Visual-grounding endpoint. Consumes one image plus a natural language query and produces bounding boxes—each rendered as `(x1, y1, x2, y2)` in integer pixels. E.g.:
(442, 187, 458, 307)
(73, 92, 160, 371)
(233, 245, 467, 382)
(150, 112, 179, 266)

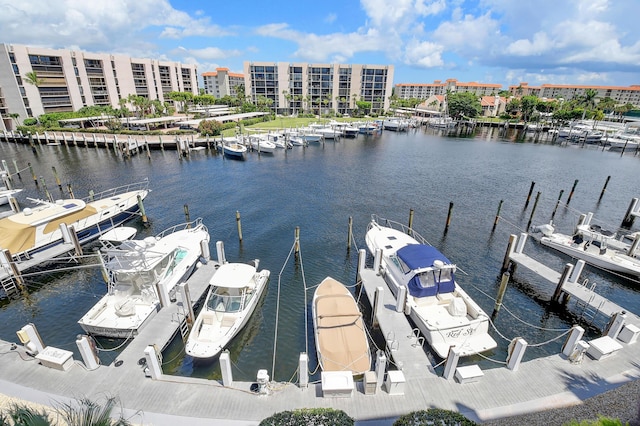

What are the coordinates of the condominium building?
(509, 82, 640, 105)
(243, 61, 394, 115)
(202, 67, 245, 99)
(395, 79, 503, 100)
(0, 43, 198, 131)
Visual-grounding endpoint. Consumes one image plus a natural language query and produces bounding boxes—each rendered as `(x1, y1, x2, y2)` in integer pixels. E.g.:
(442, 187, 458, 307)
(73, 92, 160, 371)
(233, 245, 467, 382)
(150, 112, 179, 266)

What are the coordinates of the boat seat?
(437, 292, 455, 304)
(221, 314, 237, 328)
(202, 312, 216, 326)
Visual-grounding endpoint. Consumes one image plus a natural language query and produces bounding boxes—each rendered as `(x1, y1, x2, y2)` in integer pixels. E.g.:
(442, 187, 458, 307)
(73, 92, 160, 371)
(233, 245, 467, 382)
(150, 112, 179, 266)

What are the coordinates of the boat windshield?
(161, 248, 188, 280)
(207, 288, 245, 313)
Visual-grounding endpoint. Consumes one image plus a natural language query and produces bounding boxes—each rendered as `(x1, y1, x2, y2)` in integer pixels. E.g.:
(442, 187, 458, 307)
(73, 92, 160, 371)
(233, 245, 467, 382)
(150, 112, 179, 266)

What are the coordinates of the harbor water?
(1, 126, 639, 383)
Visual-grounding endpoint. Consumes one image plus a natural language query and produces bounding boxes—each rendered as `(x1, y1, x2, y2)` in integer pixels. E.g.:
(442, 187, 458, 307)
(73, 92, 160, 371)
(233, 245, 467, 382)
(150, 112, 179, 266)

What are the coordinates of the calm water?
(1, 127, 639, 382)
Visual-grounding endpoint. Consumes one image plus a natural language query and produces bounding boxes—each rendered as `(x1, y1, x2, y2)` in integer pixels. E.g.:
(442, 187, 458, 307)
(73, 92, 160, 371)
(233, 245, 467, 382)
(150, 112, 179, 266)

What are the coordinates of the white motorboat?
(185, 260, 270, 359)
(78, 219, 210, 338)
(365, 215, 497, 358)
(358, 122, 378, 135)
(332, 122, 359, 138)
(532, 218, 640, 278)
(316, 127, 342, 140)
(0, 180, 149, 262)
(312, 276, 371, 375)
(223, 142, 247, 159)
(248, 135, 276, 153)
(382, 118, 408, 131)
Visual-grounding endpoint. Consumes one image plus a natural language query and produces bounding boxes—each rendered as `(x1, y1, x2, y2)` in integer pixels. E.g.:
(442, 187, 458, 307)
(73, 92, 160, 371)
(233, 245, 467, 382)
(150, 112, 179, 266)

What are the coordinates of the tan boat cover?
(0, 205, 97, 254)
(314, 277, 371, 375)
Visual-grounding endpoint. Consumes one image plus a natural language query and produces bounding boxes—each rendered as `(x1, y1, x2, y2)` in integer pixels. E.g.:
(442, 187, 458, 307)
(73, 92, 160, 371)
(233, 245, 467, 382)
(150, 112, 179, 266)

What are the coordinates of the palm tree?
(24, 71, 43, 87)
(8, 112, 20, 130)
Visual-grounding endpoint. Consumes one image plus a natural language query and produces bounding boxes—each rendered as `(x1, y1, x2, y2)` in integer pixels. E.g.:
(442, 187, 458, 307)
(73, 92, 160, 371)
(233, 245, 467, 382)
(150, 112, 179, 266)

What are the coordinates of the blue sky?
(3, 0, 640, 89)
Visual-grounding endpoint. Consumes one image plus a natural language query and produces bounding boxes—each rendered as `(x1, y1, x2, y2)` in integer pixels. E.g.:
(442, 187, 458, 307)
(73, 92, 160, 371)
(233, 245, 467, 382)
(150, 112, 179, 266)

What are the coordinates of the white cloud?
(506, 32, 553, 56)
(404, 39, 444, 67)
(173, 46, 242, 61)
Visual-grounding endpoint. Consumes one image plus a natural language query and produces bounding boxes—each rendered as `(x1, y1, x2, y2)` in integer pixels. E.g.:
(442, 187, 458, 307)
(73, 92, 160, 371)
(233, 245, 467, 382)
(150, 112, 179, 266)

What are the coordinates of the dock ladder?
(1, 276, 19, 297)
(575, 280, 605, 327)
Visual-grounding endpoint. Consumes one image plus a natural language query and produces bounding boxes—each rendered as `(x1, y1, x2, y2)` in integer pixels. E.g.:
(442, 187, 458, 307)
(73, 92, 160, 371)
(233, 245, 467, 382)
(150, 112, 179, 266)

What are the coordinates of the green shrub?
(393, 409, 477, 426)
(564, 416, 628, 426)
(260, 408, 353, 426)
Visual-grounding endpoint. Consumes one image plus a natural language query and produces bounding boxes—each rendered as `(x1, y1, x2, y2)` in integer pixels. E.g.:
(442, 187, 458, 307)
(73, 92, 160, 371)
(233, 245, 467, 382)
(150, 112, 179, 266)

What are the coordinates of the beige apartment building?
(0, 43, 198, 131)
(395, 79, 503, 100)
(243, 61, 394, 115)
(508, 82, 640, 105)
(202, 67, 245, 99)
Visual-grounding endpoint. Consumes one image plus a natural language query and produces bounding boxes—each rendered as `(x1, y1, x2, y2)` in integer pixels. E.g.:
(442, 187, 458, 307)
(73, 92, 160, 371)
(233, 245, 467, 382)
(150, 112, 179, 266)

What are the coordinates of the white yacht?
(78, 219, 210, 338)
(365, 215, 497, 358)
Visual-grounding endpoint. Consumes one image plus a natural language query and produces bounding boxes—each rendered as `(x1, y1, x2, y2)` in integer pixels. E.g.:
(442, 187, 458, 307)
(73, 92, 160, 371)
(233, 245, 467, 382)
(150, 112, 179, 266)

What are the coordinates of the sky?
(2, 0, 640, 89)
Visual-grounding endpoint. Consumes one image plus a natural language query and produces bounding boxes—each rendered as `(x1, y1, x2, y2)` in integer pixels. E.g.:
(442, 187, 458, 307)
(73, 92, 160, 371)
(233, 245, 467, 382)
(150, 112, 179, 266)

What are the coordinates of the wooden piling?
(552, 263, 573, 303)
(408, 208, 414, 233)
(347, 216, 353, 250)
(67, 183, 75, 199)
(236, 210, 243, 242)
(294, 226, 300, 256)
(566, 179, 579, 206)
(89, 190, 94, 201)
(184, 204, 191, 226)
(492, 272, 510, 318)
(526, 191, 541, 231)
(137, 194, 148, 226)
(27, 163, 38, 186)
(12, 160, 20, 179)
(52, 166, 62, 190)
(444, 202, 453, 233)
(551, 190, 564, 220)
(622, 198, 638, 228)
(599, 177, 609, 198)
(502, 234, 518, 272)
(492, 200, 503, 231)
(524, 181, 535, 209)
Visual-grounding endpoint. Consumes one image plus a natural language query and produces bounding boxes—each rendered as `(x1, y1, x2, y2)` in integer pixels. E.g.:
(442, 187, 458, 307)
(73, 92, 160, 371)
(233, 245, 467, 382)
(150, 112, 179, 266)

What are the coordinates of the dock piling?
(408, 208, 414, 233)
(566, 179, 579, 206)
(492, 200, 503, 231)
(444, 202, 454, 233)
(184, 204, 191, 227)
(524, 181, 535, 209)
(178, 283, 194, 325)
(621, 198, 639, 228)
(526, 192, 541, 231)
(143, 345, 163, 380)
(52, 166, 62, 190)
(443, 346, 461, 380)
(347, 216, 353, 250)
(599, 176, 611, 202)
(372, 286, 384, 327)
(506, 338, 528, 371)
(551, 190, 564, 220)
(561, 326, 585, 356)
(216, 241, 226, 264)
(553, 263, 573, 303)
(492, 272, 510, 319)
(28, 163, 37, 186)
(136, 194, 148, 226)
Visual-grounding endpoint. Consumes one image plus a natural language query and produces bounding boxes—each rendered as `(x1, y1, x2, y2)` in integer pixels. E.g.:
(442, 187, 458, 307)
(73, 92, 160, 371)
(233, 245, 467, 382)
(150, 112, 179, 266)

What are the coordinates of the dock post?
(135, 195, 148, 227)
(89, 190, 95, 201)
(75, 335, 100, 370)
(502, 234, 518, 272)
(8, 196, 20, 213)
(515, 232, 528, 254)
(28, 163, 37, 186)
(12, 160, 20, 179)
(561, 325, 585, 356)
(236, 211, 243, 242)
(294, 226, 300, 256)
(568, 260, 585, 284)
(444, 202, 454, 233)
(357, 249, 366, 282)
(628, 234, 640, 257)
(599, 176, 611, 201)
(396, 286, 407, 313)
(492, 200, 503, 231)
(200, 239, 210, 262)
(216, 241, 226, 264)
(347, 216, 353, 250)
(67, 183, 74, 199)
(622, 198, 639, 228)
(155, 280, 170, 308)
(492, 272, 510, 319)
(375, 350, 386, 391)
(67, 225, 83, 256)
(178, 282, 194, 324)
(16, 323, 45, 355)
(566, 179, 579, 206)
(605, 312, 627, 339)
(143, 345, 163, 380)
(408, 208, 414, 233)
(40, 177, 53, 203)
(507, 338, 528, 371)
(299, 353, 309, 388)
(551, 190, 564, 220)
(52, 166, 62, 190)
(372, 286, 384, 328)
(184, 204, 191, 227)
(524, 181, 535, 209)
(442, 346, 461, 381)
(220, 350, 233, 386)
(373, 248, 382, 274)
(526, 191, 541, 231)
(553, 263, 573, 303)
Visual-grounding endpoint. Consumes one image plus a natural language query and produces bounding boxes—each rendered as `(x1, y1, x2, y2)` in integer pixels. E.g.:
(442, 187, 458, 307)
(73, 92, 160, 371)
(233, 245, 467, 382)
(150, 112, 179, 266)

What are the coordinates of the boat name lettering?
(446, 328, 475, 339)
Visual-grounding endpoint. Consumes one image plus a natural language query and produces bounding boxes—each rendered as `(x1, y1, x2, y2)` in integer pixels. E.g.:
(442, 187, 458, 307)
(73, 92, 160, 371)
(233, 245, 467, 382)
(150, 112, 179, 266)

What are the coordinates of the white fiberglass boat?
(222, 142, 247, 159)
(0, 188, 22, 205)
(532, 218, 640, 278)
(312, 276, 371, 375)
(185, 260, 270, 359)
(365, 215, 497, 358)
(78, 219, 210, 338)
(248, 135, 276, 153)
(0, 180, 149, 261)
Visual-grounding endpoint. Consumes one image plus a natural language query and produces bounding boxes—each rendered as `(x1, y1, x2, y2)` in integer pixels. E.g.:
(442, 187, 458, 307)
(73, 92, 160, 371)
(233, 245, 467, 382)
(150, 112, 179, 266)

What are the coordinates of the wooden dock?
(1, 262, 640, 424)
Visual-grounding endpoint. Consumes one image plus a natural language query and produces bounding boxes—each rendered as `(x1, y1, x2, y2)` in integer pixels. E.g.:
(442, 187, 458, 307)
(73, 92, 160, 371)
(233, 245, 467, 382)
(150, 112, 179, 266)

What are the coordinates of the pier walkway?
(0, 263, 639, 424)
(508, 234, 640, 328)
